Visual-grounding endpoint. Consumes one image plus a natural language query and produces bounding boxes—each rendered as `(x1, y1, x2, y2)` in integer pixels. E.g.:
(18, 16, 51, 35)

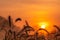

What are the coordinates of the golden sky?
(0, 0, 60, 27)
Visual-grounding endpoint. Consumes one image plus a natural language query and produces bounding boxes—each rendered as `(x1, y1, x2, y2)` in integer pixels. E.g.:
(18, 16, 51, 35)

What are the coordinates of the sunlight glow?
(41, 25, 46, 29)
(38, 22, 49, 29)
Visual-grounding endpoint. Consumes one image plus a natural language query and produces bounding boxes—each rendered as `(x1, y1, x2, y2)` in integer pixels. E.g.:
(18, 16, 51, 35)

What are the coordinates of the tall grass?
(0, 16, 60, 40)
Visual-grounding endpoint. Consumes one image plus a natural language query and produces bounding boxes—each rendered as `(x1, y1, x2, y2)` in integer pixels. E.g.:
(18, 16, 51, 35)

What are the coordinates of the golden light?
(41, 25, 46, 29)
(38, 22, 49, 29)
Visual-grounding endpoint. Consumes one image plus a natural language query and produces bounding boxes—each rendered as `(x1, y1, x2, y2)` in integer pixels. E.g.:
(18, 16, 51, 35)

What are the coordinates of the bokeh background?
(0, 0, 60, 32)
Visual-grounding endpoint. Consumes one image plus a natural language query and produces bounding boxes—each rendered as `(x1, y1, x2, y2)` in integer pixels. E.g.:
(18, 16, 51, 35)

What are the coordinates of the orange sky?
(0, 0, 60, 30)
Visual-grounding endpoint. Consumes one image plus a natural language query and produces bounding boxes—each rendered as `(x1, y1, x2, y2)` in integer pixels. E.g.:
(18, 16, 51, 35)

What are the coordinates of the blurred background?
(0, 0, 60, 34)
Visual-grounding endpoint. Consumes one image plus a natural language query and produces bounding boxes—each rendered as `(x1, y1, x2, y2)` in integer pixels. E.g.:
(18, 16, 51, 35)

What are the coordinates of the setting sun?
(38, 22, 49, 29)
(41, 25, 46, 29)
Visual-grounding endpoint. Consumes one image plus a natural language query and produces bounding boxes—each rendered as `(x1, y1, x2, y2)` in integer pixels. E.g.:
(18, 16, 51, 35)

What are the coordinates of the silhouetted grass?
(0, 16, 60, 40)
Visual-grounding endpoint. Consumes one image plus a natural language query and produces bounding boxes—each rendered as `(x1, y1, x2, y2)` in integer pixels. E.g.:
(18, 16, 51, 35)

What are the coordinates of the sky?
(0, 0, 60, 29)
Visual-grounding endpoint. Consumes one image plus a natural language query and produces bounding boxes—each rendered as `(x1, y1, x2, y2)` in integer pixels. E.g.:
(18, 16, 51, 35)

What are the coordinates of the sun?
(41, 25, 46, 29)
(38, 22, 48, 29)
